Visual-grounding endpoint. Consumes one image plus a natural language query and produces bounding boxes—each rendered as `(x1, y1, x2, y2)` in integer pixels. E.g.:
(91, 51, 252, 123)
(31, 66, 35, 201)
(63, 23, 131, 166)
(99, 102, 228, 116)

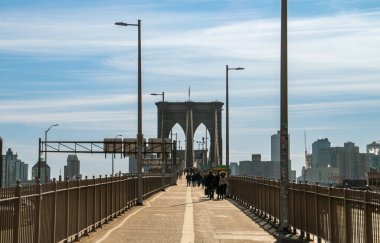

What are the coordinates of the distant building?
(307, 140, 370, 184)
(1, 148, 29, 187)
(304, 167, 339, 186)
(368, 154, 380, 171)
(239, 160, 253, 176)
(252, 154, 261, 163)
(250, 154, 295, 180)
(367, 141, 380, 155)
(271, 131, 280, 162)
(312, 138, 331, 168)
(271, 131, 290, 163)
(31, 159, 50, 183)
(0, 137, 2, 188)
(64, 154, 81, 180)
(256, 160, 280, 179)
(230, 162, 239, 176)
(368, 170, 380, 191)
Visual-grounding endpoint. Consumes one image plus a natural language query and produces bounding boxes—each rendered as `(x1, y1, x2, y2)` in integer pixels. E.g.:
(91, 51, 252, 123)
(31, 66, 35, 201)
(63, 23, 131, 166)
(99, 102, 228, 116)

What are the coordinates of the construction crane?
(304, 131, 312, 168)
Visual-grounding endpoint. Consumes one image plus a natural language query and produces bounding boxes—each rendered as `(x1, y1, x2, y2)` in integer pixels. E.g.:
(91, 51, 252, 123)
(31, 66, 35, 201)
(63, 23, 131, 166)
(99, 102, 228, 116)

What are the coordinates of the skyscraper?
(271, 131, 280, 162)
(1, 148, 29, 187)
(271, 131, 290, 162)
(64, 154, 81, 180)
(312, 138, 331, 168)
(270, 131, 292, 177)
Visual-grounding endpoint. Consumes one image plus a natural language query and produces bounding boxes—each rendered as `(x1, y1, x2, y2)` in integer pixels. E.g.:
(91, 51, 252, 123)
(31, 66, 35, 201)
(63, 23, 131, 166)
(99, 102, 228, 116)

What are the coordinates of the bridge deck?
(81, 178, 276, 243)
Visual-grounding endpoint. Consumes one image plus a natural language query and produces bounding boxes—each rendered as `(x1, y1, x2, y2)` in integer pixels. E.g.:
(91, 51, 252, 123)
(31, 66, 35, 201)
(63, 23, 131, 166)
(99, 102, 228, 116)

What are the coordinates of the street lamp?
(44, 124, 58, 183)
(115, 19, 143, 205)
(279, 0, 290, 232)
(150, 92, 166, 190)
(112, 134, 123, 176)
(226, 65, 244, 170)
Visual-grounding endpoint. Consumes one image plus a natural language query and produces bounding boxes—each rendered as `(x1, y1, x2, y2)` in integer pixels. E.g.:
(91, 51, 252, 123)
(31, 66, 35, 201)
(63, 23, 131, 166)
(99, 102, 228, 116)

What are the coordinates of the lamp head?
(115, 22, 128, 26)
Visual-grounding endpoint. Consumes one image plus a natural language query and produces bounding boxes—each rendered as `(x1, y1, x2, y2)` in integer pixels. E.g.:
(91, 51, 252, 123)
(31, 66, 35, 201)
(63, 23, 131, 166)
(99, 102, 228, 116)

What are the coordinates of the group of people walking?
(185, 170, 202, 187)
(205, 171, 228, 200)
(183, 168, 229, 200)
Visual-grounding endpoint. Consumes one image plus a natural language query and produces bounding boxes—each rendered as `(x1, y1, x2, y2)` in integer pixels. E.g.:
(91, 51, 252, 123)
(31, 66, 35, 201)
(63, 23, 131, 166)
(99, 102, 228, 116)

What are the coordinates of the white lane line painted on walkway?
(94, 191, 163, 243)
(181, 187, 194, 243)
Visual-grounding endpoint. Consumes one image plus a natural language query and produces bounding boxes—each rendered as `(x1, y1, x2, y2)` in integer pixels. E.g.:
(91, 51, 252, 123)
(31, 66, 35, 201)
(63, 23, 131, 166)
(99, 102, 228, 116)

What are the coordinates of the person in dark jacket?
(205, 171, 215, 199)
(186, 173, 191, 187)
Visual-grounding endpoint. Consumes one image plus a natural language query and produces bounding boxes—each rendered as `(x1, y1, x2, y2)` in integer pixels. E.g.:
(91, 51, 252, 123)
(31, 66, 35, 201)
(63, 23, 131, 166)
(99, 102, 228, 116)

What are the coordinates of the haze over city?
(1, 0, 380, 179)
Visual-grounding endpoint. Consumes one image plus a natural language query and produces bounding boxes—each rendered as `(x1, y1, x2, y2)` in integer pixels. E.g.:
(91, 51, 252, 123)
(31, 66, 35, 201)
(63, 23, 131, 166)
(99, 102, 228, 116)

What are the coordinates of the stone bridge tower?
(154, 101, 223, 168)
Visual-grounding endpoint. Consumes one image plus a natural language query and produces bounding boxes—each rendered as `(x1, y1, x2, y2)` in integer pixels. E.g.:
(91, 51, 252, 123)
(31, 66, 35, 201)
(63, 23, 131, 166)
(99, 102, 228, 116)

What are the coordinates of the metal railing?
(0, 174, 172, 243)
(229, 176, 380, 243)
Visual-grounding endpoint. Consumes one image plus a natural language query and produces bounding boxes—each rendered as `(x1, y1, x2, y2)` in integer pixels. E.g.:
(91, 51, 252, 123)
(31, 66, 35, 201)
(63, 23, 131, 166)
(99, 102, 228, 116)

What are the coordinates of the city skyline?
(1, 0, 380, 178)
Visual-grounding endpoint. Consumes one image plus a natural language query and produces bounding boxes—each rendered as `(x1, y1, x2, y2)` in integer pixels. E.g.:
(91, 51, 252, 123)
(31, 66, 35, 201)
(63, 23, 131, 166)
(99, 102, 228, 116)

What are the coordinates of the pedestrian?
(186, 173, 191, 187)
(200, 174, 206, 189)
(191, 173, 197, 186)
(214, 172, 220, 199)
(205, 171, 215, 199)
(219, 171, 229, 199)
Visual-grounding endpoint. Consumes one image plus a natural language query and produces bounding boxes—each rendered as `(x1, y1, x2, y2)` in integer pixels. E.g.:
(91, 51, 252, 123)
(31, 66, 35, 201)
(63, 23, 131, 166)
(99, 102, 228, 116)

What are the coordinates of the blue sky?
(1, 0, 380, 179)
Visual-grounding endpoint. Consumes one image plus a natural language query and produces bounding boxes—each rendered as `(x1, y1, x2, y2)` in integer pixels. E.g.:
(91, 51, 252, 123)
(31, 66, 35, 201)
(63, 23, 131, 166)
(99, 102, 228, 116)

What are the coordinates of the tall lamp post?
(44, 124, 58, 183)
(150, 92, 165, 190)
(115, 19, 143, 205)
(226, 65, 244, 170)
(112, 134, 123, 176)
(279, 0, 290, 232)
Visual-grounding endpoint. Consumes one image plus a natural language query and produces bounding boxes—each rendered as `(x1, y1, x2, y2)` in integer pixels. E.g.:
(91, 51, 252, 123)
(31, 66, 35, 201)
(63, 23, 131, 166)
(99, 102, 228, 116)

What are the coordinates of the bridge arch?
(154, 101, 223, 168)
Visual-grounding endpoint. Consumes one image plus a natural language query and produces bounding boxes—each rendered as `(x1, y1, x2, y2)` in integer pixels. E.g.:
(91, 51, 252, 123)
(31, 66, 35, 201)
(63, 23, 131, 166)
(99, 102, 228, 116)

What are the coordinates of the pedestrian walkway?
(81, 177, 276, 243)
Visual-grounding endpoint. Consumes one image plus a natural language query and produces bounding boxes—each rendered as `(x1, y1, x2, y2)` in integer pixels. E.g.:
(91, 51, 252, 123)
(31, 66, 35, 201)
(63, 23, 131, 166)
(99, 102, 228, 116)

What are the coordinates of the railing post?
(364, 186, 372, 243)
(34, 178, 42, 243)
(328, 182, 333, 242)
(99, 175, 102, 227)
(344, 186, 350, 243)
(65, 177, 70, 243)
(110, 175, 114, 220)
(92, 176, 96, 232)
(111, 175, 114, 219)
(315, 182, 321, 243)
(52, 178, 58, 243)
(105, 175, 108, 223)
(76, 176, 80, 241)
(119, 175, 122, 215)
(304, 180, 310, 240)
(277, 179, 281, 226)
(292, 180, 296, 234)
(13, 180, 21, 243)
(299, 180, 304, 238)
(84, 176, 89, 236)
